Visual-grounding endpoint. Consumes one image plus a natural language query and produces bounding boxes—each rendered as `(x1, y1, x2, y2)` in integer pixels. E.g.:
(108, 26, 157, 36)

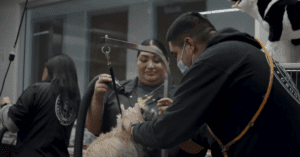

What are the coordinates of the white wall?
(206, 0, 254, 36)
(0, 0, 23, 103)
(255, 20, 269, 45)
(206, 1, 268, 50)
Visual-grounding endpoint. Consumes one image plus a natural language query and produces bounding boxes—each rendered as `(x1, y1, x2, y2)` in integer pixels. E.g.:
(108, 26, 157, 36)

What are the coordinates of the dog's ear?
(140, 107, 145, 114)
(140, 103, 148, 115)
(139, 103, 146, 110)
(141, 107, 152, 121)
(150, 109, 159, 120)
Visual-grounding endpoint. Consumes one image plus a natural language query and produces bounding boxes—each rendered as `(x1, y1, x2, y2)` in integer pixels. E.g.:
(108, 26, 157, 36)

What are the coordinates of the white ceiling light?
(199, 8, 240, 15)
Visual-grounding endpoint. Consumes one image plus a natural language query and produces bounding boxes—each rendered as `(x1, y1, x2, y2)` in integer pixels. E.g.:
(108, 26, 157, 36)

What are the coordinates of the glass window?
(31, 18, 64, 83)
(156, 1, 207, 85)
(89, 9, 128, 82)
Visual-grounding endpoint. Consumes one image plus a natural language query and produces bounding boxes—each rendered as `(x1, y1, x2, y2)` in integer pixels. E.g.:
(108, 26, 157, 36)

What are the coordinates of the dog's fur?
(84, 105, 159, 157)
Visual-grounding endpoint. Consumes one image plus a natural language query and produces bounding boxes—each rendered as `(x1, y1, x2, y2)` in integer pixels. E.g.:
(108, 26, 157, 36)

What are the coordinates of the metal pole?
(199, 8, 240, 15)
(296, 71, 298, 87)
(99, 36, 172, 91)
(161, 73, 169, 157)
(279, 63, 300, 69)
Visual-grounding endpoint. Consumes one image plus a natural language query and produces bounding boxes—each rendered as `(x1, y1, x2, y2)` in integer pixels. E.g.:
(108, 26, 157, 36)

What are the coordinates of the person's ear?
(184, 37, 196, 54)
(42, 67, 48, 81)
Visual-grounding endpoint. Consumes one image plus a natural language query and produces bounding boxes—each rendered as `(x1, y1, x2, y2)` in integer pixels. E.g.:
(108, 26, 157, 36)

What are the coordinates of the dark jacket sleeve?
(8, 85, 36, 130)
(132, 62, 230, 149)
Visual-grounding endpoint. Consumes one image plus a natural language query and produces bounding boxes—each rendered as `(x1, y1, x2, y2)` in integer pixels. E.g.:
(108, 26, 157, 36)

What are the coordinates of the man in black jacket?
(122, 12, 300, 157)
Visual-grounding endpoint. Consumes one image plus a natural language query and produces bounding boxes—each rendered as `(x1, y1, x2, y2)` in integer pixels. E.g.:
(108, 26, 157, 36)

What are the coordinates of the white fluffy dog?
(84, 104, 158, 157)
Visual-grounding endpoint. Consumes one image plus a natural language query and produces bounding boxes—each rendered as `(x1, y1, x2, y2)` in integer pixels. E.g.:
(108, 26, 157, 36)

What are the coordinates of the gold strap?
(207, 38, 274, 157)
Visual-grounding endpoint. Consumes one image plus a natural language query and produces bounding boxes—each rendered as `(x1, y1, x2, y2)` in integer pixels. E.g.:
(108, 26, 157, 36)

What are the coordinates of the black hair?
(44, 54, 81, 118)
(137, 39, 169, 61)
(166, 12, 216, 48)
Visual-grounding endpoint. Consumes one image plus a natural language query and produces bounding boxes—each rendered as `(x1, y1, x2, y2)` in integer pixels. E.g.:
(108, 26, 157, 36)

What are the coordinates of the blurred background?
(0, 0, 258, 101)
(0, 0, 269, 156)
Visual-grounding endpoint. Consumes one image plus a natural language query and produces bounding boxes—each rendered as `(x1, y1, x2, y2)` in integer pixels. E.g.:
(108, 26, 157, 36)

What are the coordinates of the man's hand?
(94, 74, 112, 100)
(0, 97, 12, 106)
(157, 98, 173, 115)
(121, 103, 145, 133)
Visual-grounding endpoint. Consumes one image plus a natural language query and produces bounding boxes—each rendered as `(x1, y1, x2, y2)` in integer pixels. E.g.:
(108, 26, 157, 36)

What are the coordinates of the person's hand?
(121, 103, 145, 134)
(230, 0, 241, 8)
(157, 98, 173, 115)
(94, 74, 112, 99)
(0, 97, 12, 106)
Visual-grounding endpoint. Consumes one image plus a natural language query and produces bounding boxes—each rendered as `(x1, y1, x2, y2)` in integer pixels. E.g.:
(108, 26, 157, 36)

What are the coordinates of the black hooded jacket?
(132, 28, 300, 157)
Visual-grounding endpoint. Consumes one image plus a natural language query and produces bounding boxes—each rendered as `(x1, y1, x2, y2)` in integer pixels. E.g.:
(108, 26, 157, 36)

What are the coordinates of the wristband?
(1, 103, 9, 109)
(130, 121, 140, 135)
(130, 121, 140, 126)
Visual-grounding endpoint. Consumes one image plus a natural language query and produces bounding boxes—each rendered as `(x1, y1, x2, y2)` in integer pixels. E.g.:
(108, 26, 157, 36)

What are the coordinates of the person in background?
(85, 39, 186, 157)
(0, 54, 81, 157)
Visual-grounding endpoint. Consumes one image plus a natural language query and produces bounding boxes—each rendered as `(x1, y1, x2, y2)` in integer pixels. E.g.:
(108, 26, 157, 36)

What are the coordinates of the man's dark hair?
(137, 39, 169, 61)
(166, 12, 216, 48)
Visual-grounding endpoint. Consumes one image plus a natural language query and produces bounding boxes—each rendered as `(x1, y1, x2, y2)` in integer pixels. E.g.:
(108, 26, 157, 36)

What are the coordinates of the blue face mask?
(177, 43, 190, 75)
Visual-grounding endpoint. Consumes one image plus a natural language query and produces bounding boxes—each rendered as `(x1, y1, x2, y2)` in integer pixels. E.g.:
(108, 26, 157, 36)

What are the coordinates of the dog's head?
(141, 107, 159, 121)
(116, 104, 159, 128)
(114, 105, 160, 156)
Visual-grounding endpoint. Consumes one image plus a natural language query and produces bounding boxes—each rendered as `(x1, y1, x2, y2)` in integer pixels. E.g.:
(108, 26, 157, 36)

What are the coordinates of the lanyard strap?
(207, 38, 274, 157)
